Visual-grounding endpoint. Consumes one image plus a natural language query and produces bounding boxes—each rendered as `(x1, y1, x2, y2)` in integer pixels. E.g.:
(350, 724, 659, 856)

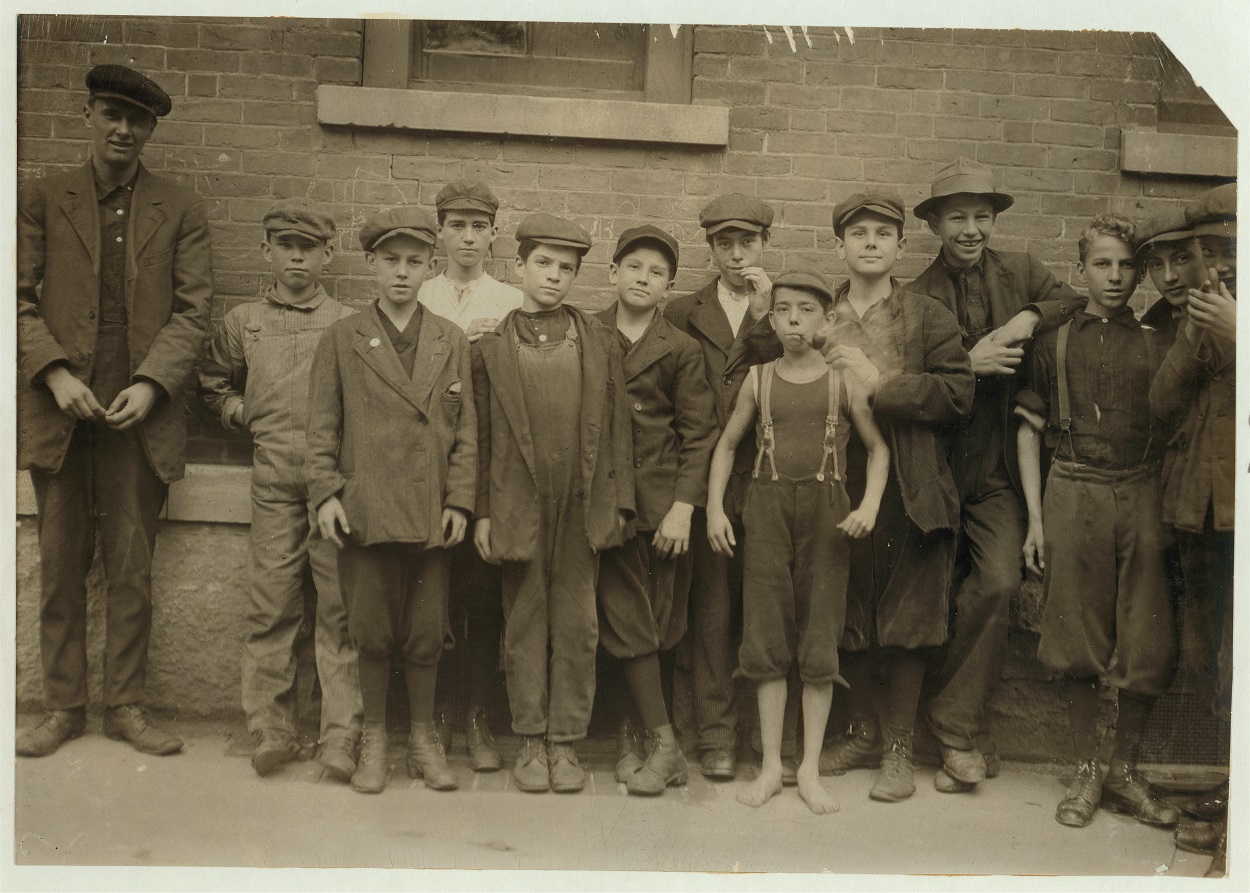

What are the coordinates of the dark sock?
(840, 649, 883, 726)
(1112, 690, 1155, 765)
(405, 662, 438, 725)
(467, 603, 502, 709)
(623, 653, 669, 731)
(658, 649, 675, 715)
(883, 649, 926, 735)
(1064, 677, 1100, 762)
(358, 656, 391, 724)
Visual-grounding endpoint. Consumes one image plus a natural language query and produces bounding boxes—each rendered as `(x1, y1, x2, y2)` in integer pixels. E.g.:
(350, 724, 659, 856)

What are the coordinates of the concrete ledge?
(17, 463, 252, 524)
(1120, 130, 1237, 178)
(316, 84, 730, 147)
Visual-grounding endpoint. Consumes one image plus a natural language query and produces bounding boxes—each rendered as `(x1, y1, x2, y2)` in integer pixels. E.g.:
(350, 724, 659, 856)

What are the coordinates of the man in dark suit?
(17, 65, 213, 757)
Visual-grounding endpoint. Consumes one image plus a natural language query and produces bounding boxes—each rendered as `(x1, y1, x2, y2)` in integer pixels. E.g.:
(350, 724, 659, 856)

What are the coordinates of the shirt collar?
(1074, 305, 1140, 330)
(941, 251, 985, 278)
(92, 164, 139, 201)
(263, 281, 329, 311)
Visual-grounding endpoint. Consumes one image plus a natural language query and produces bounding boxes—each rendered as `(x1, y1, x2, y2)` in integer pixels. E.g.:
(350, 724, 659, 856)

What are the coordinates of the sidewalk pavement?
(11, 720, 1221, 880)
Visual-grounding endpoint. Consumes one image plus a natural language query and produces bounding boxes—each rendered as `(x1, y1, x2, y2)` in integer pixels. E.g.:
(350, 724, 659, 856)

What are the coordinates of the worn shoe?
(869, 731, 916, 802)
(819, 719, 882, 776)
(1102, 761, 1180, 827)
(548, 742, 586, 793)
(434, 704, 453, 755)
(1187, 779, 1229, 821)
(934, 768, 977, 794)
(465, 706, 502, 772)
(978, 732, 1002, 779)
(700, 748, 737, 780)
(317, 737, 357, 783)
(16, 708, 87, 757)
(1175, 820, 1223, 855)
(940, 743, 987, 785)
(407, 721, 458, 790)
(1205, 823, 1226, 878)
(103, 705, 183, 756)
(615, 716, 647, 783)
(251, 729, 299, 777)
(351, 722, 389, 794)
(1055, 759, 1104, 827)
(627, 726, 688, 796)
(513, 736, 550, 793)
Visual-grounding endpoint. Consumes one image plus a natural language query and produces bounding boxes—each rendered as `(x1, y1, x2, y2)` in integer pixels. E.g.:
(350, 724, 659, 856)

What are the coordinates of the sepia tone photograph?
(7, 2, 1244, 887)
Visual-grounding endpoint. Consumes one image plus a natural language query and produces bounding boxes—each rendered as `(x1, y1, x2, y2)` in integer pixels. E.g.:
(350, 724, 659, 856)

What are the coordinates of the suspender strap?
(752, 363, 780, 481)
(815, 369, 843, 483)
(1140, 325, 1159, 464)
(1056, 320, 1072, 433)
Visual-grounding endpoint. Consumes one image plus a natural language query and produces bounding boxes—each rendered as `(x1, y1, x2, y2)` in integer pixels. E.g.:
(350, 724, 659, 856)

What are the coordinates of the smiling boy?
(1016, 214, 1178, 831)
(1136, 208, 1204, 351)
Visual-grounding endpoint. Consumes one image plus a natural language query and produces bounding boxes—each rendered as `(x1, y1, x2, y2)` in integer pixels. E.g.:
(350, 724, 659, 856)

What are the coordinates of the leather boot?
(513, 735, 550, 793)
(1102, 759, 1180, 827)
(251, 729, 299, 777)
(103, 705, 183, 756)
(16, 708, 86, 758)
(1056, 758, 1104, 827)
(819, 718, 882, 776)
(869, 729, 915, 802)
(615, 716, 646, 783)
(407, 721, 458, 790)
(1175, 820, 1223, 855)
(351, 722, 390, 794)
(465, 706, 502, 772)
(1205, 822, 1226, 878)
(627, 725, 688, 796)
(548, 742, 586, 793)
(434, 704, 452, 755)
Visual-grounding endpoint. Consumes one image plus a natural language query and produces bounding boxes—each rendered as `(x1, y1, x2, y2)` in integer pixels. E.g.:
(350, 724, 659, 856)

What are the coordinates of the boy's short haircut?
(1077, 213, 1137, 263)
(771, 270, 835, 311)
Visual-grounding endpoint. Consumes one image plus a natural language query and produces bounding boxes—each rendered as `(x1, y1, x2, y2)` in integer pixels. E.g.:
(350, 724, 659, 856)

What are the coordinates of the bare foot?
(797, 765, 839, 815)
(737, 764, 784, 807)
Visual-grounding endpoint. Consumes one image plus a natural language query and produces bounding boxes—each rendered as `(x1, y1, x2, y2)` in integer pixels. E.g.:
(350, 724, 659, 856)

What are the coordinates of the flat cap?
(699, 194, 774, 235)
(359, 207, 438, 252)
(436, 180, 500, 217)
(914, 157, 1014, 220)
(613, 224, 679, 272)
(515, 213, 592, 255)
(86, 64, 171, 117)
(772, 269, 835, 307)
(1134, 207, 1193, 257)
(263, 199, 337, 242)
(1186, 183, 1237, 238)
(832, 192, 906, 235)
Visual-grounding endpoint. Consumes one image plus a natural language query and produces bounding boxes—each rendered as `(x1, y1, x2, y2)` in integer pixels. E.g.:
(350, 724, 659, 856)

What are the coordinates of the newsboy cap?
(263, 199, 337, 242)
(771, 269, 836, 307)
(515, 213, 593, 255)
(86, 64, 172, 117)
(435, 180, 500, 217)
(832, 192, 906, 236)
(1133, 207, 1194, 257)
(914, 158, 1014, 220)
(359, 207, 438, 252)
(699, 194, 774, 236)
(1186, 183, 1237, 239)
(613, 224, 679, 272)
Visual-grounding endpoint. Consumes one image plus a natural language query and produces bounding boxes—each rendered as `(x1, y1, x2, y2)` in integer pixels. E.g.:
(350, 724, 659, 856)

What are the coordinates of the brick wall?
(17, 17, 1233, 462)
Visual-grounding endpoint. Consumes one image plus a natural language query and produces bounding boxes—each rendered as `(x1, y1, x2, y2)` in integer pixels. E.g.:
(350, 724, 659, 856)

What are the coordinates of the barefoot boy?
(708, 271, 889, 814)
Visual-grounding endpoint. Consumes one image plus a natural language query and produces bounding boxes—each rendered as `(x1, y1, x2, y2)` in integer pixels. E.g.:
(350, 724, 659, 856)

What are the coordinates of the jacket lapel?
(479, 315, 537, 476)
(624, 316, 673, 381)
(982, 249, 1018, 329)
(686, 281, 734, 357)
(60, 163, 99, 275)
(408, 313, 449, 410)
(128, 166, 165, 276)
(352, 306, 428, 416)
(573, 308, 607, 491)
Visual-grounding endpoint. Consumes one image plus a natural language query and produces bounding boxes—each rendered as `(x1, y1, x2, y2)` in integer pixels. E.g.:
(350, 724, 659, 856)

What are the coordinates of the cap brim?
(836, 205, 905, 232)
(704, 219, 765, 235)
(90, 90, 165, 117)
(913, 192, 1014, 220)
(371, 228, 436, 249)
(1134, 229, 1196, 256)
(268, 229, 327, 242)
(438, 199, 497, 216)
(1191, 220, 1236, 238)
(613, 235, 678, 270)
(531, 237, 590, 254)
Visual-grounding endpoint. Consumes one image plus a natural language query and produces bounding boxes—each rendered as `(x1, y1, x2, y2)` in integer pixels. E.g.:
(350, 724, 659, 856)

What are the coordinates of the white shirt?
(717, 281, 751, 337)
(418, 272, 523, 333)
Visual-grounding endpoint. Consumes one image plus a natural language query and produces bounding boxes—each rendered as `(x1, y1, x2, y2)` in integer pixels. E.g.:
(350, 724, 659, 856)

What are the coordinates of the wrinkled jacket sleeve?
(1021, 252, 1083, 330)
(1150, 331, 1215, 429)
(198, 309, 248, 431)
(443, 330, 478, 517)
(16, 179, 70, 385)
(672, 340, 718, 509)
(305, 327, 347, 510)
(471, 342, 492, 519)
(131, 197, 214, 398)
(874, 298, 974, 426)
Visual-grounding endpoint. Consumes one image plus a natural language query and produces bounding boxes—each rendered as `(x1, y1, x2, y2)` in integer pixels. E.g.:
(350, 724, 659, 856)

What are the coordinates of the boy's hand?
(465, 317, 501, 342)
(706, 509, 736, 558)
(231, 403, 246, 429)
(837, 506, 877, 539)
(473, 518, 498, 564)
(44, 365, 107, 421)
(1187, 280, 1236, 343)
(968, 336, 1025, 376)
(317, 496, 351, 549)
(653, 502, 693, 559)
(825, 345, 880, 397)
(1022, 521, 1045, 575)
(741, 267, 773, 319)
(442, 507, 469, 547)
(993, 309, 1042, 347)
(104, 381, 160, 431)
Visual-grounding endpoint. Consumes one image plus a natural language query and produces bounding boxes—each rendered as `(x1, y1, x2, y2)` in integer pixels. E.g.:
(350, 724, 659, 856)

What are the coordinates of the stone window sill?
(1120, 129, 1236, 178)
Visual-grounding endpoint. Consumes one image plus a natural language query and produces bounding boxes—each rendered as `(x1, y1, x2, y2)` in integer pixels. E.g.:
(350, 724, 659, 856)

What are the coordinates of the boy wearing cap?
(664, 193, 783, 780)
(1137, 208, 1205, 352)
(814, 194, 974, 802)
(199, 199, 361, 780)
(420, 180, 522, 771)
(1151, 184, 1236, 873)
(17, 65, 212, 758)
(1016, 214, 1179, 831)
(708, 269, 889, 814)
(907, 158, 1082, 790)
(306, 208, 476, 794)
(472, 213, 634, 793)
(594, 225, 717, 796)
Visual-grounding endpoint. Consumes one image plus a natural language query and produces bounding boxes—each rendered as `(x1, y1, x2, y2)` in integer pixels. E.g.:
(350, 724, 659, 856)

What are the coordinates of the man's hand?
(44, 365, 106, 421)
(474, 518, 498, 564)
(993, 309, 1042, 347)
(1187, 280, 1236, 343)
(465, 317, 501, 342)
(317, 496, 351, 549)
(740, 266, 773, 320)
(442, 507, 469, 547)
(653, 502, 693, 559)
(837, 505, 877, 539)
(105, 381, 160, 431)
(1022, 519, 1045, 576)
(706, 508, 737, 558)
(825, 345, 880, 398)
(968, 336, 1025, 376)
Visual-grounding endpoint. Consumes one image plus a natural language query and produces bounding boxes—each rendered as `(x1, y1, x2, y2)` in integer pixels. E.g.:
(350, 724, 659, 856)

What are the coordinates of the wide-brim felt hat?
(913, 157, 1014, 220)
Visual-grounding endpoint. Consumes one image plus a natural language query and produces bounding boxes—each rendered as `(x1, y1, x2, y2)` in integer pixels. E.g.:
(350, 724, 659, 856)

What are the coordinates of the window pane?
(422, 21, 527, 55)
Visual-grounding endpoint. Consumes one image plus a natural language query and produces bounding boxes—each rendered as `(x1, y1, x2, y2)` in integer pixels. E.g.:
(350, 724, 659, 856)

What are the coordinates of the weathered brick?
(1089, 79, 1158, 104)
(889, 40, 985, 70)
(837, 134, 906, 158)
(278, 127, 324, 152)
(315, 57, 361, 85)
(242, 150, 316, 176)
(764, 228, 817, 250)
(896, 115, 934, 137)
(805, 62, 876, 87)
(790, 109, 826, 132)
(354, 132, 428, 155)
(729, 105, 791, 131)
(241, 100, 315, 126)
(1057, 53, 1131, 79)
(694, 26, 768, 57)
(124, 19, 199, 48)
(537, 166, 614, 191)
(691, 79, 767, 106)
(1049, 99, 1122, 126)
(198, 23, 282, 52)
(766, 131, 836, 155)
(956, 28, 1029, 47)
(684, 173, 756, 196)
(1014, 73, 1088, 99)
(282, 27, 361, 58)
(724, 153, 791, 176)
(977, 142, 1047, 168)
(638, 194, 708, 223)
(984, 46, 1056, 74)
(755, 176, 829, 203)
(646, 148, 721, 173)
(906, 139, 979, 162)
(18, 138, 87, 166)
(195, 172, 273, 197)
(827, 110, 897, 134)
(187, 73, 218, 97)
(766, 83, 840, 110)
(352, 180, 420, 206)
(16, 115, 53, 138)
(994, 214, 1065, 239)
(1034, 120, 1105, 148)
(567, 191, 639, 216)
(728, 130, 765, 153)
(462, 160, 539, 188)
(177, 97, 243, 123)
(790, 155, 863, 180)
(834, 86, 907, 112)
(692, 55, 730, 78)
(934, 116, 999, 141)
(574, 145, 650, 169)
(1002, 168, 1074, 194)
(228, 197, 278, 223)
(167, 48, 242, 73)
(208, 123, 279, 149)
(867, 66, 941, 95)
(316, 154, 391, 181)
(388, 156, 460, 183)
(1003, 121, 1034, 143)
(884, 28, 952, 43)
(1026, 30, 1100, 52)
(937, 94, 980, 117)
(21, 15, 124, 44)
(945, 69, 1013, 95)
(152, 121, 204, 147)
(1038, 193, 1111, 217)
(240, 54, 315, 78)
(862, 158, 933, 184)
(218, 74, 293, 101)
(18, 64, 87, 91)
(501, 141, 577, 165)
(728, 57, 805, 82)
(979, 95, 1050, 121)
(87, 44, 166, 70)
